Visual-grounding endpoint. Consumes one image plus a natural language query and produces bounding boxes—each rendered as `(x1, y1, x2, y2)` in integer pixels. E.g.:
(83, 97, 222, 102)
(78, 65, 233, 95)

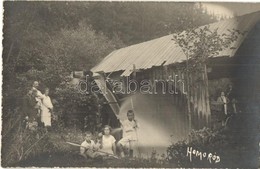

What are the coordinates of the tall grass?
(2, 109, 56, 167)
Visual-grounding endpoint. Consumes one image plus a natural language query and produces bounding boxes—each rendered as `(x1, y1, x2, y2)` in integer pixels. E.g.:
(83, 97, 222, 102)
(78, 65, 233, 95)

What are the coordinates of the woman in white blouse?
(41, 88, 53, 127)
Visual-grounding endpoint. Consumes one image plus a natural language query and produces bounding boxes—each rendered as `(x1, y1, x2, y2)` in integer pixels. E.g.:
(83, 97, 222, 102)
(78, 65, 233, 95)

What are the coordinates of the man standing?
(22, 89, 39, 130)
(226, 84, 237, 114)
(32, 81, 44, 124)
(117, 110, 139, 158)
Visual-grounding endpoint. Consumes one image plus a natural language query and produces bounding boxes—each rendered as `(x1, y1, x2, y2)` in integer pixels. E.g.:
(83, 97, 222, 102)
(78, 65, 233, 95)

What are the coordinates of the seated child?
(99, 125, 116, 155)
(80, 131, 102, 159)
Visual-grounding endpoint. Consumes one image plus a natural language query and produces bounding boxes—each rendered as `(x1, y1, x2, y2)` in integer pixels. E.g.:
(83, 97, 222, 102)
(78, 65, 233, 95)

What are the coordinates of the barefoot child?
(117, 110, 139, 158)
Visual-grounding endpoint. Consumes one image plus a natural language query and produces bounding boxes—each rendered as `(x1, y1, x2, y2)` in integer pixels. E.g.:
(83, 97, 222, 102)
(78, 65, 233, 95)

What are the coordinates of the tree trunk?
(186, 62, 191, 132)
(204, 64, 211, 126)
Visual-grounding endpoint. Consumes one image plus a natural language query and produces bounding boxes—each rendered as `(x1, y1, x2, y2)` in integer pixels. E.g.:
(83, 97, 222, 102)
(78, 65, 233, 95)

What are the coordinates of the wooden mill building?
(91, 11, 260, 138)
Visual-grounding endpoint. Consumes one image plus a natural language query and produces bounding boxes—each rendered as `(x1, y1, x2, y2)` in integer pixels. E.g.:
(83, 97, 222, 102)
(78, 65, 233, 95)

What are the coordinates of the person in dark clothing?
(22, 89, 39, 129)
(226, 84, 237, 114)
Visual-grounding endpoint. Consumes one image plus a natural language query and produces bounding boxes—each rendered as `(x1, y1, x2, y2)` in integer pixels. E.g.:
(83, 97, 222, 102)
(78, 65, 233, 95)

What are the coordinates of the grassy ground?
(14, 129, 172, 168)
(17, 152, 171, 168)
(11, 113, 260, 167)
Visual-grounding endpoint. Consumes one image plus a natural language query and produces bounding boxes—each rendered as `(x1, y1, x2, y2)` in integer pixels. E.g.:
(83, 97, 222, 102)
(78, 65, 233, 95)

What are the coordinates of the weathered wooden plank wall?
(144, 65, 211, 130)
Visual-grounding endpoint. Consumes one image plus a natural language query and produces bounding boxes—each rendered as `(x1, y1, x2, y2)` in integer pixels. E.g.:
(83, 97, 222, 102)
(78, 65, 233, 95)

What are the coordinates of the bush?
(1, 109, 59, 167)
(166, 127, 228, 168)
(53, 83, 102, 132)
(167, 125, 259, 168)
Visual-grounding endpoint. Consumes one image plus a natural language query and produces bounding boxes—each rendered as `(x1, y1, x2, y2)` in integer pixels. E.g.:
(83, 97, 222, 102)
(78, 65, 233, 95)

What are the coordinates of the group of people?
(22, 81, 54, 130)
(79, 110, 139, 159)
(216, 84, 238, 126)
(22, 81, 139, 159)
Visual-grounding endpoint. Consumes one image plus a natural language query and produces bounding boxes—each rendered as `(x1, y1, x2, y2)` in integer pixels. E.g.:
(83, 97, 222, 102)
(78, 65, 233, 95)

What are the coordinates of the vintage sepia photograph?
(1, 1, 260, 168)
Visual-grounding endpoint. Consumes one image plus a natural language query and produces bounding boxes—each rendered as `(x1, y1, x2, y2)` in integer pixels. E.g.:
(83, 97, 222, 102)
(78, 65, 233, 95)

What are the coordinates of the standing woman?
(41, 88, 53, 129)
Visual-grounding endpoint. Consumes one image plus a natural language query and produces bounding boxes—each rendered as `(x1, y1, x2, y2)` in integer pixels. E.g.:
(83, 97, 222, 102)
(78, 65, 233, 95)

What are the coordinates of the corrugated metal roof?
(91, 11, 260, 75)
(92, 34, 184, 75)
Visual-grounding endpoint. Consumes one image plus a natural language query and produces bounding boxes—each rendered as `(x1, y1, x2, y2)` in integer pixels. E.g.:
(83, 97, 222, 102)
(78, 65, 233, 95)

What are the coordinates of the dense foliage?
(85, 2, 219, 44)
(167, 123, 259, 168)
(53, 83, 102, 131)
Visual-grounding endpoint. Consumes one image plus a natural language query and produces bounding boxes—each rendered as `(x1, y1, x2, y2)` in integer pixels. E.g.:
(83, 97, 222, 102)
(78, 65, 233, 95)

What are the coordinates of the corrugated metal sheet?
(91, 11, 260, 75)
(92, 35, 185, 75)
